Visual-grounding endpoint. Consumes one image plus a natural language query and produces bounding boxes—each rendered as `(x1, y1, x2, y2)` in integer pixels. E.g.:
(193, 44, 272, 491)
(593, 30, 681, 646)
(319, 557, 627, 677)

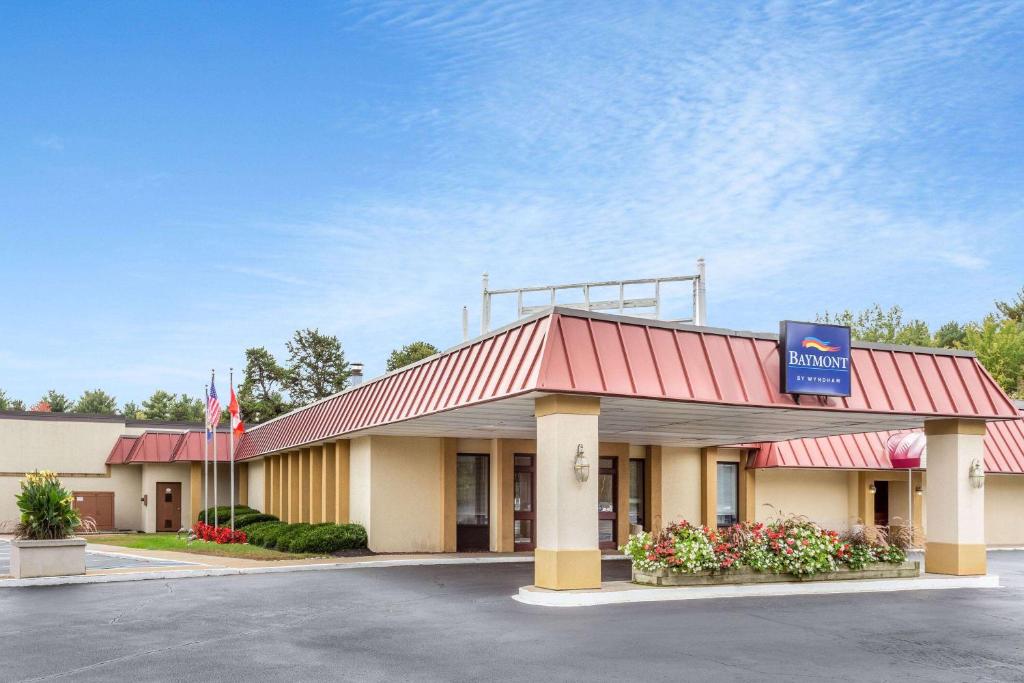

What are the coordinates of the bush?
(622, 517, 907, 577)
(273, 523, 316, 552)
(15, 470, 86, 540)
(245, 521, 287, 547)
(288, 524, 368, 553)
(198, 505, 256, 525)
(234, 513, 278, 529)
(192, 521, 247, 544)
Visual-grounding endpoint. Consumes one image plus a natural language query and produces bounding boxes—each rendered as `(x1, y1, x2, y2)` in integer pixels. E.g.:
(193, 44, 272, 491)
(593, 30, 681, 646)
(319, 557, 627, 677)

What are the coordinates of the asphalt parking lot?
(2, 552, 1024, 682)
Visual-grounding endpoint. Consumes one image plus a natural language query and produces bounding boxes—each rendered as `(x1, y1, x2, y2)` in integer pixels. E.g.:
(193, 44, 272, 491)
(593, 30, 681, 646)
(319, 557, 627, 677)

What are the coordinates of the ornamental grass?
(623, 514, 907, 577)
(15, 470, 93, 540)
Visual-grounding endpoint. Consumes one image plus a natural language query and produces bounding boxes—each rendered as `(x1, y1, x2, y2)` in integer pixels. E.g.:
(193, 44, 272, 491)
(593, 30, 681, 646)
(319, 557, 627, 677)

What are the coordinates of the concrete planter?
(9, 538, 87, 579)
(633, 561, 920, 587)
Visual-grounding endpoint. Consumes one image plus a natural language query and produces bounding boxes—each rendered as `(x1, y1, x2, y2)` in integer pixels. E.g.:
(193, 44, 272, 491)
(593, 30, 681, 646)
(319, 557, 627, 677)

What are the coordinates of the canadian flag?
(228, 385, 245, 438)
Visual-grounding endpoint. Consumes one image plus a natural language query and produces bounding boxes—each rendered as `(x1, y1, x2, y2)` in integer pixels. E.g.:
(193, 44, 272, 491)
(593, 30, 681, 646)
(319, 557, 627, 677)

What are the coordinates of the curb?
(0, 554, 628, 587)
(513, 574, 1002, 607)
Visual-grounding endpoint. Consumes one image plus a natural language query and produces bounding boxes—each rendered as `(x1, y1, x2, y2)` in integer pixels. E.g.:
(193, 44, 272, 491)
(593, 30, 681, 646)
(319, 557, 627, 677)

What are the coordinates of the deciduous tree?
(74, 389, 118, 415)
(39, 390, 73, 413)
(386, 341, 440, 372)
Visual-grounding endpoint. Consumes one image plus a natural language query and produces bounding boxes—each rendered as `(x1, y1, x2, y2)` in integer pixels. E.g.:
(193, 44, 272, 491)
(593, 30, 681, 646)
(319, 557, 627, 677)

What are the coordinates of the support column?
(190, 462, 202, 522)
(322, 442, 337, 523)
(739, 452, 755, 523)
(238, 463, 249, 507)
(288, 451, 300, 522)
(534, 394, 601, 590)
(925, 419, 986, 576)
(299, 448, 311, 523)
(278, 454, 289, 521)
(700, 447, 718, 527)
(489, 438, 516, 552)
(309, 446, 323, 523)
(857, 472, 874, 526)
(646, 445, 662, 531)
(265, 457, 274, 516)
(335, 440, 350, 524)
(440, 438, 457, 552)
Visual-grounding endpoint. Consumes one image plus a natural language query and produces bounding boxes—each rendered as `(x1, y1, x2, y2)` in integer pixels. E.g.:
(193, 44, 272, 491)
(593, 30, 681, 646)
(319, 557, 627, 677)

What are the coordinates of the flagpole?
(212, 369, 218, 523)
(203, 384, 209, 523)
(229, 367, 235, 532)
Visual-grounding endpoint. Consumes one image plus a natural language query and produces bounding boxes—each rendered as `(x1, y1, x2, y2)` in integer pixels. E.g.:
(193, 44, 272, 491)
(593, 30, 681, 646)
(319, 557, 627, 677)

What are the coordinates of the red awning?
(170, 431, 232, 462)
(105, 435, 139, 464)
(235, 308, 1019, 461)
(123, 432, 185, 463)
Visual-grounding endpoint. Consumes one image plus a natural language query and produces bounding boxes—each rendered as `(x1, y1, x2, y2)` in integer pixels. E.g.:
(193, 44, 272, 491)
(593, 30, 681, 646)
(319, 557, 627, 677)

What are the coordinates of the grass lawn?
(88, 534, 317, 561)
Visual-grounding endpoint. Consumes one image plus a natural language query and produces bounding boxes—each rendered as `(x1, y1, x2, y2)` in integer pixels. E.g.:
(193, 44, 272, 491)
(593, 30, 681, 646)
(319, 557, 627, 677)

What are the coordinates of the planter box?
(633, 561, 920, 587)
(9, 538, 87, 579)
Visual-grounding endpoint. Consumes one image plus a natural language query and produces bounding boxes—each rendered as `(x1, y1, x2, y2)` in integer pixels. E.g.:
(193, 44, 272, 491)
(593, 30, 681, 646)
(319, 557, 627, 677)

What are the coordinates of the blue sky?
(1, 1, 1022, 407)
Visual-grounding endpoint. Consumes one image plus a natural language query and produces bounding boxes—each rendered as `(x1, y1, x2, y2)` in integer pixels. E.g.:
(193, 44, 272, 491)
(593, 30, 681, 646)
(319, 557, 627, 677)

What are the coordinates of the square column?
(309, 446, 323, 523)
(534, 394, 601, 590)
(925, 419, 986, 575)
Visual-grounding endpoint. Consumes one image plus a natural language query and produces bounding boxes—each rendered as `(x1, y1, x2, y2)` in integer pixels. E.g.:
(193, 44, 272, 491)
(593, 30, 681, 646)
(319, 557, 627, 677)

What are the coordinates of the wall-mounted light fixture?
(969, 459, 985, 489)
(915, 485, 924, 496)
(868, 483, 877, 494)
(573, 443, 590, 483)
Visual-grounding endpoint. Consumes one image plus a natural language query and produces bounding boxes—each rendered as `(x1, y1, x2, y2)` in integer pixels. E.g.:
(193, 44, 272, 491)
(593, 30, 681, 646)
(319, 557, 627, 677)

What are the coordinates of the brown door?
(513, 454, 536, 551)
(72, 492, 115, 530)
(598, 457, 618, 549)
(156, 482, 182, 531)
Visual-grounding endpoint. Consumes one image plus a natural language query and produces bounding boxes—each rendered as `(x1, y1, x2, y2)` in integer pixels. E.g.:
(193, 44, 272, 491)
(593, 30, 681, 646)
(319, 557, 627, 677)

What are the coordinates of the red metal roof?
(235, 309, 1019, 460)
(170, 431, 232, 462)
(123, 431, 185, 464)
(750, 410, 1024, 474)
(105, 435, 139, 464)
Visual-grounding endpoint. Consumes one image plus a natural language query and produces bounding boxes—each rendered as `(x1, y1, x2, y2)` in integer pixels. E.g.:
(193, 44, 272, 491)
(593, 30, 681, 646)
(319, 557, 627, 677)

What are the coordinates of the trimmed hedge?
(198, 505, 256, 524)
(233, 513, 279, 528)
(246, 521, 368, 554)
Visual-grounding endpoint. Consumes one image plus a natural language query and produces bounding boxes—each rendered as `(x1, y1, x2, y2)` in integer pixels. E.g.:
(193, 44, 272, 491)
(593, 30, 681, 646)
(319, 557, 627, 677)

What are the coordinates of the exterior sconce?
(868, 483, 877, 494)
(969, 459, 985, 489)
(573, 444, 590, 483)
(915, 486, 924, 496)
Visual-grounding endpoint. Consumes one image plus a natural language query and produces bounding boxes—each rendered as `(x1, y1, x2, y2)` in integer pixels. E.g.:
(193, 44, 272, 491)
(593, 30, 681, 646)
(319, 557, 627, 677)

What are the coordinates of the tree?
(818, 305, 933, 346)
(74, 389, 118, 415)
(121, 401, 143, 420)
(39, 390, 73, 413)
(995, 287, 1024, 323)
(386, 341, 440, 372)
(285, 329, 349, 405)
(0, 389, 18, 411)
(9, 399, 25, 411)
(239, 346, 291, 424)
(141, 390, 176, 421)
(933, 321, 967, 349)
(960, 315, 1024, 398)
(169, 394, 205, 422)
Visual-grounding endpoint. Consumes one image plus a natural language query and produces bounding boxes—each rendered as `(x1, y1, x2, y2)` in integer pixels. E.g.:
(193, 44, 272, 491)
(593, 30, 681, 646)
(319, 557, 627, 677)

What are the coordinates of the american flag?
(207, 376, 222, 432)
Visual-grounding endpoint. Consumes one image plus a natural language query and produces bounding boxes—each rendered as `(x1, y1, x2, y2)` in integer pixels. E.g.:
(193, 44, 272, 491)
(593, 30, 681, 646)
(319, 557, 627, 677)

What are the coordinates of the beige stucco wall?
(985, 475, 1024, 546)
(247, 459, 266, 512)
(754, 468, 852, 530)
(659, 446, 701, 526)
(348, 437, 372, 535)
(140, 463, 192, 533)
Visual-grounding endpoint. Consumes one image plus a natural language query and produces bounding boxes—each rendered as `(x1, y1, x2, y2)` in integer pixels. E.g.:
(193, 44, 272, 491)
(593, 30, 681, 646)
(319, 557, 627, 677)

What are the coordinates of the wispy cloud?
(34, 134, 64, 151)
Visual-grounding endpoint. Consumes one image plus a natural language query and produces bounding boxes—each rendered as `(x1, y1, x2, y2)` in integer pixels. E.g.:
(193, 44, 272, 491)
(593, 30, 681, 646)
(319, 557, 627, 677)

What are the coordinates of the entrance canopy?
(236, 308, 1018, 459)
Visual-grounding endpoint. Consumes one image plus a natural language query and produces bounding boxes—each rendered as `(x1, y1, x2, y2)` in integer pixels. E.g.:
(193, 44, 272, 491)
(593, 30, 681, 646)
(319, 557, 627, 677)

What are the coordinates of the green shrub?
(273, 523, 314, 552)
(288, 523, 368, 553)
(246, 521, 288, 547)
(234, 513, 278, 528)
(15, 470, 84, 540)
(198, 505, 257, 525)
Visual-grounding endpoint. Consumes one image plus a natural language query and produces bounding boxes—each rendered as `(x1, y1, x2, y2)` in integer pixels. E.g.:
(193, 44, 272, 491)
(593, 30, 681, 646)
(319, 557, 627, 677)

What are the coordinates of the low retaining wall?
(633, 561, 920, 586)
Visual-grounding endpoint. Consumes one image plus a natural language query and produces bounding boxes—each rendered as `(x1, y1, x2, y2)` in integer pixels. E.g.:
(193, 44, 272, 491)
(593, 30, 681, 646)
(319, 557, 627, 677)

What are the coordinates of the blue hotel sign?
(779, 321, 852, 397)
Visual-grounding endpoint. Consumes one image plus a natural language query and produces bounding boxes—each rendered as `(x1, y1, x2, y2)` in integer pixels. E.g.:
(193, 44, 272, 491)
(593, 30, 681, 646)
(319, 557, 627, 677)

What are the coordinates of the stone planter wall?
(9, 538, 87, 579)
(633, 561, 920, 587)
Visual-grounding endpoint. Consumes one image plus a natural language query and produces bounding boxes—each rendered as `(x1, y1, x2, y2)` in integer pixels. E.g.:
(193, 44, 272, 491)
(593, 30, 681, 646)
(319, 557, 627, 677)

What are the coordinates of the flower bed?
(191, 521, 247, 544)
(623, 518, 916, 585)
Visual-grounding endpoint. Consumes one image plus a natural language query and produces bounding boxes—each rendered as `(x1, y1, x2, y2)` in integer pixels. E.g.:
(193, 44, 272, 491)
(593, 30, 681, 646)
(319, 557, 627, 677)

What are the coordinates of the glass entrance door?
(513, 454, 536, 551)
(598, 457, 617, 549)
(456, 454, 489, 551)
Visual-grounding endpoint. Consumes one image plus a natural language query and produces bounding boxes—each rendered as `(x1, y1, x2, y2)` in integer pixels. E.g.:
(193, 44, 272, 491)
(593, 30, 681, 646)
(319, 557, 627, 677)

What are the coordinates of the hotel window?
(716, 462, 738, 527)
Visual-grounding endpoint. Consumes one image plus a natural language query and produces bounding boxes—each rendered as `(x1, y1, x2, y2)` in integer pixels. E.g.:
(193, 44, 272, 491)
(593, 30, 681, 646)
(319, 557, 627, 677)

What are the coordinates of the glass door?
(456, 454, 489, 551)
(598, 457, 617, 549)
(628, 459, 645, 530)
(513, 454, 536, 551)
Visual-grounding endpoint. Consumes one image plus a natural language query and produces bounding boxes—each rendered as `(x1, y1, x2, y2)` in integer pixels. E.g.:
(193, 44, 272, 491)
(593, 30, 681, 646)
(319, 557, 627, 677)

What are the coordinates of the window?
(456, 455, 488, 526)
(716, 462, 738, 527)
(629, 459, 645, 528)
(598, 457, 617, 549)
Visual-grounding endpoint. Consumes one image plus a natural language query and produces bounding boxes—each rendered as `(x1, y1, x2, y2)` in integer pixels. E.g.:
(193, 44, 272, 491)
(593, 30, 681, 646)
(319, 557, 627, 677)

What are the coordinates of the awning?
(887, 432, 927, 469)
